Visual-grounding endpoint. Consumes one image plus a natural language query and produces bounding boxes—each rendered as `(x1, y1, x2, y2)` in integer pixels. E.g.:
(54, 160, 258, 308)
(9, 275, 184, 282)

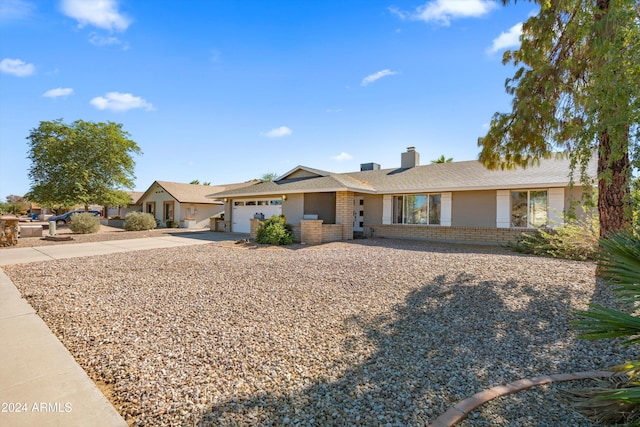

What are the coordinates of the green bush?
(69, 212, 100, 234)
(165, 219, 179, 228)
(509, 215, 599, 261)
(255, 215, 293, 245)
(124, 212, 157, 231)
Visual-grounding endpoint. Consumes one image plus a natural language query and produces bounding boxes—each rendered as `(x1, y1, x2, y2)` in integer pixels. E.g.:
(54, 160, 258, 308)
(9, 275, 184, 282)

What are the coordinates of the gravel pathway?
(3, 238, 630, 426)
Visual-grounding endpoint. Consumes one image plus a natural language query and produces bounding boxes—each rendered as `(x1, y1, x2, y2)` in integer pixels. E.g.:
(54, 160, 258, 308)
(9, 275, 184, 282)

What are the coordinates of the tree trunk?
(597, 130, 631, 238)
(594, 0, 632, 238)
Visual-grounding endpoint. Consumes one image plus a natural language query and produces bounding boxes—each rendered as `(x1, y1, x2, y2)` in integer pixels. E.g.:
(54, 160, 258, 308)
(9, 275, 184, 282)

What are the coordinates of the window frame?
(163, 200, 175, 222)
(511, 189, 548, 228)
(146, 201, 156, 217)
(393, 193, 442, 225)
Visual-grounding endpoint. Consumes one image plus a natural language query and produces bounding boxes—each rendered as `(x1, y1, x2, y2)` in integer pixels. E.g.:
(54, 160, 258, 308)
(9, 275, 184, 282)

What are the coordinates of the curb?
(428, 370, 616, 427)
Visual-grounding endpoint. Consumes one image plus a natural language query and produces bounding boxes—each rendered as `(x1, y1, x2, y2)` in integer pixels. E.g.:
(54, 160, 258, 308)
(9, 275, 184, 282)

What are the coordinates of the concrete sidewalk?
(0, 231, 248, 266)
(0, 231, 247, 426)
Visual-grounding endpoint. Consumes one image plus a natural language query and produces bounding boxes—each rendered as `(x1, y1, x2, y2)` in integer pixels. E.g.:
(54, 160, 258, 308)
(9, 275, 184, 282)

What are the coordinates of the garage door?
(232, 199, 283, 233)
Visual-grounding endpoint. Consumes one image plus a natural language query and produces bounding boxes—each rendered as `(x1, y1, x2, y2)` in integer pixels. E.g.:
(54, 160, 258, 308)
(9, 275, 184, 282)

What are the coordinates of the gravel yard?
(3, 238, 631, 426)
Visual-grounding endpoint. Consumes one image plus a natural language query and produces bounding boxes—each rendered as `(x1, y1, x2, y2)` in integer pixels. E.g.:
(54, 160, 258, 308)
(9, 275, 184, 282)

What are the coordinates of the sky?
(0, 0, 536, 198)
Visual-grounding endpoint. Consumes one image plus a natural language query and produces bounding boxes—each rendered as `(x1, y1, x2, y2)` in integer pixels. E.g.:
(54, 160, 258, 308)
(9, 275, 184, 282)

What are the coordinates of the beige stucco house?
(106, 191, 144, 219)
(138, 181, 255, 228)
(208, 147, 595, 245)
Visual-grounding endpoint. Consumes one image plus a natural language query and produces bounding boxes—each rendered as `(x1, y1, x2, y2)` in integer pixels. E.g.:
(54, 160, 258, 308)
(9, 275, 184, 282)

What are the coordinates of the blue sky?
(0, 0, 535, 198)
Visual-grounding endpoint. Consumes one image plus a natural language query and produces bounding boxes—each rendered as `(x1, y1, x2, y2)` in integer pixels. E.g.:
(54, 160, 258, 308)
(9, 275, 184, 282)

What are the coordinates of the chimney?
(360, 162, 381, 171)
(401, 146, 420, 168)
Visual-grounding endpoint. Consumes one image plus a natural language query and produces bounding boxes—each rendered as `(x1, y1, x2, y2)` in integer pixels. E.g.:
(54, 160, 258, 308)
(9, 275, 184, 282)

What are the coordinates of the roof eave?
(377, 182, 577, 194)
(208, 186, 377, 198)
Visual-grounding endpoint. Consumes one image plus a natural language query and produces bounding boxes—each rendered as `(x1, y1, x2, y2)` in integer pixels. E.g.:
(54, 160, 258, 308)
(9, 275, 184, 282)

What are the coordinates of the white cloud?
(391, 0, 497, 26)
(88, 33, 128, 49)
(488, 22, 523, 53)
(60, 0, 131, 31)
(261, 126, 292, 138)
(361, 69, 397, 87)
(333, 152, 353, 161)
(0, 0, 35, 21)
(0, 58, 34, 76)
(42, 87, 73, 98)
(90, 92, 154, 112)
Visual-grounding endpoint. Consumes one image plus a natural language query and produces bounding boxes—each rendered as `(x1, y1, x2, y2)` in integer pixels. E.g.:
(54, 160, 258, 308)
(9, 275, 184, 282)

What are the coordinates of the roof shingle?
(209, 157, 596, 198)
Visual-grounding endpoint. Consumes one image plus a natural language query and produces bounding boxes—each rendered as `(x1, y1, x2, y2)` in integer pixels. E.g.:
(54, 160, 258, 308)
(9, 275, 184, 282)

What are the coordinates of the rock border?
(428, 370, 616, 427)
(42, 235, 75, 241)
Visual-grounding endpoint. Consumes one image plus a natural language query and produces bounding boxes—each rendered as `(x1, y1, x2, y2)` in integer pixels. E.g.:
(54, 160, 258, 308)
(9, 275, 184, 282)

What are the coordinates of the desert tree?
(27, 119, 142, 211)
(479, 0, 640, 237)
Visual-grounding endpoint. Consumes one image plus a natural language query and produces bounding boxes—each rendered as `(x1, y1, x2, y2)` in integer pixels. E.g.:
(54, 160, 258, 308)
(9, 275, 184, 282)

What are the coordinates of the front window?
(511, 190, 547, 227)
(146, 202, 156, 217)
(163, 201, 174, 221)
(393, 194, 441, 225)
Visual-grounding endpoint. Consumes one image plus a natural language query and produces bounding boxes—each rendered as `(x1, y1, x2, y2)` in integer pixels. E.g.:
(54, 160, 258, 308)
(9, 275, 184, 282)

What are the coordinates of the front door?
(353, 196, 364, 232)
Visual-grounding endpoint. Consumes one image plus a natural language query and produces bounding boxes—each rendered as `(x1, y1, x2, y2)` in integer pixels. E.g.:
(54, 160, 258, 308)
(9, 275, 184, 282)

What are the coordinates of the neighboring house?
(106, 191, 144, 218)
(138, 181, 256, 228)
(27, 202, 53, 219)
(209, 147, 596, 245)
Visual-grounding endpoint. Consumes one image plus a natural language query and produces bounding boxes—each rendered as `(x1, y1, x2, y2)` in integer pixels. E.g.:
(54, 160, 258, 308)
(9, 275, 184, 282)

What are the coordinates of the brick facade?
(321, 224, 344, 243)
(366, 224, 534, 245)
(300, 220, 323, 245)
(335, 191, 354, 240)
(242, 198, 535, 247)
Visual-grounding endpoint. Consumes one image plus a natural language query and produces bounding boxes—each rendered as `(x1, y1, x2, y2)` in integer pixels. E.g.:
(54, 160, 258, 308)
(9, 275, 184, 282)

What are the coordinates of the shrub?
(69, 212, 100, 234)
(509, 214, 599, 261)
(124, 212, 157, 231)
(255, 215, 293, 245)
(165, 219, 179, 228)
(570, 228, 640, 424)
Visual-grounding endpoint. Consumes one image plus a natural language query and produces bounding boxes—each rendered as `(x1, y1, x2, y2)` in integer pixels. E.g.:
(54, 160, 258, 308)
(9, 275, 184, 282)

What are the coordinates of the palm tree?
(571, 229, 640, 424)
(431, 155, 453, 164)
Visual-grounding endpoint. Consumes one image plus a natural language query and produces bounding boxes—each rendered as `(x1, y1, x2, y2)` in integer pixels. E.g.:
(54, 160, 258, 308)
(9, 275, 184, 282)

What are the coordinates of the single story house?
(106, 191, 144, 219)
(208, 147, 595, 245)
(138, 181, 256, 228)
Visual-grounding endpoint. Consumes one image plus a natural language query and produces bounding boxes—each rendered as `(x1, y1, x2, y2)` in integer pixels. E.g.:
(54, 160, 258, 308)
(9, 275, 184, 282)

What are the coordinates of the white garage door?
(232, 199, 283, 233)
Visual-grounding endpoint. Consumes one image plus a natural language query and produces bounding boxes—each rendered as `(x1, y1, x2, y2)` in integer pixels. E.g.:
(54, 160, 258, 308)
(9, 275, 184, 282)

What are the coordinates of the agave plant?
(571, 228, 640, 424)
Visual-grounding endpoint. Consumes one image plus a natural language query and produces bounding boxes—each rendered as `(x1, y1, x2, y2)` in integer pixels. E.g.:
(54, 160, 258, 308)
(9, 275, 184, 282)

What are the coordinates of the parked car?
(49, 210, 100, 225)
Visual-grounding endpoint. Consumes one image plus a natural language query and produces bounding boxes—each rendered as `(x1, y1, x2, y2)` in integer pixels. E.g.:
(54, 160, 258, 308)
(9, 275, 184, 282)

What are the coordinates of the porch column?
(301, 219, 323, 245)
(335, 191, 354, 240)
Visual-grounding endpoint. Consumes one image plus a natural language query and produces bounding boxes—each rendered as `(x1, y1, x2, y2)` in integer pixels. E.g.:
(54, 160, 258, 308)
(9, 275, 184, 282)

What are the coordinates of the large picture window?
(511, 190, 548, 227)
(393, 194, 441, 225)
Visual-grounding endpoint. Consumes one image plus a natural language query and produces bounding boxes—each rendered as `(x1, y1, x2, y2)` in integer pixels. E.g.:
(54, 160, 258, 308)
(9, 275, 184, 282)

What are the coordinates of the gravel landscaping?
(3, 238, 632, 426)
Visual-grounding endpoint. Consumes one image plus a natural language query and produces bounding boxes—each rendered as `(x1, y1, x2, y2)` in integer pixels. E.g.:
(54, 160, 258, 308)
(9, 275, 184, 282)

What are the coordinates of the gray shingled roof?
(209, 157, 596, 198)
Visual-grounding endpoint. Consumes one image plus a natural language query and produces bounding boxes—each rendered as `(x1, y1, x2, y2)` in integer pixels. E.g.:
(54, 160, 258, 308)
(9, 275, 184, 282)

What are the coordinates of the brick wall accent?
(209, 218, 231, 232)
(366, 224, 534, 245)
(249, 218, 263, 239)
(322, 224, 344, 242)
(335, 191, 354, 240)
(301, 219, 323, 245)
(290, 224, 301, 243)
